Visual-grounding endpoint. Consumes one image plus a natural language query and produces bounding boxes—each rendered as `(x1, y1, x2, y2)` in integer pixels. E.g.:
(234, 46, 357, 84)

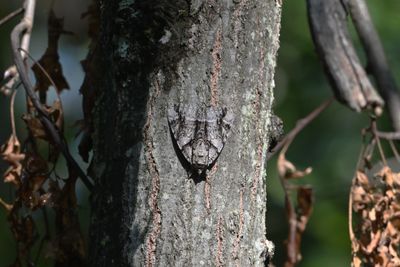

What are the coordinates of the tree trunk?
(88, 0, 281, 266)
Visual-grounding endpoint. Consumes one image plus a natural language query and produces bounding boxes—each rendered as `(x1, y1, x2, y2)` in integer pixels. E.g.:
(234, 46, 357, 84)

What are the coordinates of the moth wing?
(176, 121, 196, 148)
(207, 144, 219, 166)
(176, 104, 196, 148)
(168, 104, 197, 164)
(182, 145, 193, 165)
(167, 104, 180, 135)
(206, 107, 224, 165)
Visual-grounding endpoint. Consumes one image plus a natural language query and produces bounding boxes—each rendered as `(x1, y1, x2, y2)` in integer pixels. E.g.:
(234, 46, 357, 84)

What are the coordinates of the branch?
(374, 131, 400, 140)
(10, 1, 94, 191)
(0, 7, 24, 27)
(346, 0, 400, 131)
(1, 1, 35, 95)
(307, 0, 383, 113)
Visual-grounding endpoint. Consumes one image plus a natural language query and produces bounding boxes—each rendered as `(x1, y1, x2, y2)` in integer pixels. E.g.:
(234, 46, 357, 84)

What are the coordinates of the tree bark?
(89, 0, 281, 266)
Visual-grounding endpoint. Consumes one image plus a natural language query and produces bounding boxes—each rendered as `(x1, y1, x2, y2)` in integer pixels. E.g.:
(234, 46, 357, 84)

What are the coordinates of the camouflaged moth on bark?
(167, 103, 234, 175)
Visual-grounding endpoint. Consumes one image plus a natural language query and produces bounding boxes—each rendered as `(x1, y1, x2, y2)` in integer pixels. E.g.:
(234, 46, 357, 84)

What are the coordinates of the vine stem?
(10, 0, 94, 191)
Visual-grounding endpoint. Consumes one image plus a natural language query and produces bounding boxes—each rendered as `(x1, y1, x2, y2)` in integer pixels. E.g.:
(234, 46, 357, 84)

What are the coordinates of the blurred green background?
(0, 1, 399, 266)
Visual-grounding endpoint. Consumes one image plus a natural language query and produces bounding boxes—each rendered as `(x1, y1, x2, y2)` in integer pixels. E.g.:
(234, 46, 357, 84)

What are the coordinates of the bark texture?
(89, 0, 281, 266)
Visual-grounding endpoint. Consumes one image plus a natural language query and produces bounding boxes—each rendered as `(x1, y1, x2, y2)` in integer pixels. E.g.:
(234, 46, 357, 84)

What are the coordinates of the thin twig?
(375, 131, 400, 140)
(0, 7, 24, 27)
(10, 88, 18, 138)
(348, 179, 355, 253)
(20, 0, 36, 57)
(388, 140, 400, 163)
(347, 0, 400, 131)
(370, 119, 387, 166)
(10, 2, 94, 191)
(1, 1, 35, 95)
(268, 98, 334, 159)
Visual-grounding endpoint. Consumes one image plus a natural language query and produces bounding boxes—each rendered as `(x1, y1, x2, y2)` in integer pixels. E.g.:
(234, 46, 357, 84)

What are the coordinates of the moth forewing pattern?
(167, 104, 234, 174)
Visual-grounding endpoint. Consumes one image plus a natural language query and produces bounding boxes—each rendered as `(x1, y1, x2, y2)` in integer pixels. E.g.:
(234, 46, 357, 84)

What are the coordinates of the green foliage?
(268, 0, 400, 266)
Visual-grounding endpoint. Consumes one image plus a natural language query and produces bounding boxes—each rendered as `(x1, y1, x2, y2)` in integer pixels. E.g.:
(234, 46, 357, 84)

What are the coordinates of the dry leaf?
(351, 166, 400, 265)
(32, 10, 70, 100)
(278, 154, 312, 179)
(22, 114, 47, 140)
(1, 135, 25, 186)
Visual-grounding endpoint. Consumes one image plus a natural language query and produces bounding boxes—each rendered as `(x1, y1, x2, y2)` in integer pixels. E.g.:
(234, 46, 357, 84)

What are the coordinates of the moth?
(167, 103, 234, 175)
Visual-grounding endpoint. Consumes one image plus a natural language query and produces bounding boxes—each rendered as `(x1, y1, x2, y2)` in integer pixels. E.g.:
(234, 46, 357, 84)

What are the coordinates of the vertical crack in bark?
(205, 163, 218, 213)
(251, 44, 265, 199)
(205, 175, 211, 212)
(233, 0, 249, 49)
(215, 216, 225, 267)
(210, 28, 222, 106)
(232, 187, 244, 265)
(144, 79, 161, 267)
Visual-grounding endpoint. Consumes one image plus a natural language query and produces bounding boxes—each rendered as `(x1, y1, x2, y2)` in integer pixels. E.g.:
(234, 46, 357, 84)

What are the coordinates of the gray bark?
(89, 0, 281, 266)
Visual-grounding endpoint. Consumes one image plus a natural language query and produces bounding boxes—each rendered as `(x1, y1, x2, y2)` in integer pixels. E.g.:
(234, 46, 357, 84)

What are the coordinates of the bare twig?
(10, 88, 18, 138)
(1, 1, 35, 96)
(20, 0, 36, 56)
(0, 7, 24, 27)
(307, 0, 383, 113)
(10, 1, 94, 191)
(268, 98, 333, 159)
(346, 0, 400, 131)
(370, 120, 387, 166)
(388, 140, 400, 163)
(374, 131, 400, 140)
(348, 177, 355, 254)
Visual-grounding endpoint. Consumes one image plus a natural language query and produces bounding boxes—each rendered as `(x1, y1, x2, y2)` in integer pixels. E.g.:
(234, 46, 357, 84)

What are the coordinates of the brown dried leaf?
(351, 165, 400, 265)
(46, 100, 64, 130)
(352, 186, 369, 212)
(1, 136, 25, 166)
(297, 186, 313, 231)
(1, 135, 25, 186)
(352, 256, 362, 267)
(377, 166, 396, 188)
(369, 208, 376, 221)
(32, 10, 70, 98)
(23, 100, 64, 143)
(25, 154, 48, 175)
(393, 172, 400, 187)
(387, 222, 398, 237)
(389, 214, 400, 232)
(22, 114, 47, 140)
(356, 171, 370, 187)
(364, 230, 381, 254)
(277, 154, 312, 180)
